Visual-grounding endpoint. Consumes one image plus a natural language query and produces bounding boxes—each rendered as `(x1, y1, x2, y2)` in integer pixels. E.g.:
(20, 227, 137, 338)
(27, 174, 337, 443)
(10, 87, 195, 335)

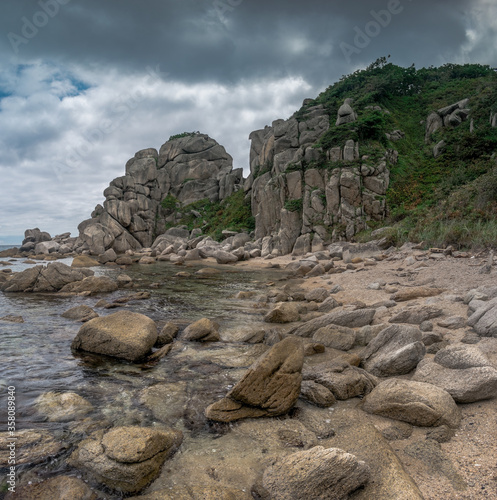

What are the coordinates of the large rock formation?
(245, 99, 393, 254)
(77, 134, 243, 254)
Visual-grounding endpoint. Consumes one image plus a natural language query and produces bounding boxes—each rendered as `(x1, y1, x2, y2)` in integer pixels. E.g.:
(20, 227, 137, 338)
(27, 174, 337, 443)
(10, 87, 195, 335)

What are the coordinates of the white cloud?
(0, 61, 314, 240)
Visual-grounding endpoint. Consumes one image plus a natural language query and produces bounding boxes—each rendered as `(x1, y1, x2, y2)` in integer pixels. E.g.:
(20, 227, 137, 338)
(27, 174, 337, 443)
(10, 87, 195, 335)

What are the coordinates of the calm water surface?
(0, 255, 285, 495)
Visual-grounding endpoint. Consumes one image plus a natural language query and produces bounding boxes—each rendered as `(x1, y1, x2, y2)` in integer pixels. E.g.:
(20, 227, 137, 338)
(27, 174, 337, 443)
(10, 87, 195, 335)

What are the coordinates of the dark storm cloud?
(0, 0, 496, 240)
(1, 0, 481, 86)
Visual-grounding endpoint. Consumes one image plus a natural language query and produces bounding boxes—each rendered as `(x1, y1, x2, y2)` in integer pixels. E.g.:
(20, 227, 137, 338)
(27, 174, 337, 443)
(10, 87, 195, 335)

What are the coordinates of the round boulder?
(71, 311, 158, 361)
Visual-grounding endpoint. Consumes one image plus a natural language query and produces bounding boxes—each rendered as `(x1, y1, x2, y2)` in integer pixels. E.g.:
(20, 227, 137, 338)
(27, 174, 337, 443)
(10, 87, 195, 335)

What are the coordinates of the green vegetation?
(160, 194, 179, 214)
(165, 190, 255, 241)
(284, 198, 303, 212)
(168, 131, 201, 141)
(297, 58, 497, 249)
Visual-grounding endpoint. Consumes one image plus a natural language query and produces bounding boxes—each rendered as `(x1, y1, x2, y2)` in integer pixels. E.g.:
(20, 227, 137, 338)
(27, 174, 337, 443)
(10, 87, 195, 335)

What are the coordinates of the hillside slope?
(305, 59, 497, 249)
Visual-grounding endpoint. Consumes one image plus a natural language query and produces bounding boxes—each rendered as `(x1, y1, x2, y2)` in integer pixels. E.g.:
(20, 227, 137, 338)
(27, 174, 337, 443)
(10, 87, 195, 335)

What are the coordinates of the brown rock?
(179, 318, 220, 342)
(71, 255, 100, 267)
(5, 476, 96, 500)
(205, 337, 304, 422)
(390, 287, 445, 302)
(61, 305, 98, 322)
(71, 311, 158, 361)
(262, 446, 370, 500)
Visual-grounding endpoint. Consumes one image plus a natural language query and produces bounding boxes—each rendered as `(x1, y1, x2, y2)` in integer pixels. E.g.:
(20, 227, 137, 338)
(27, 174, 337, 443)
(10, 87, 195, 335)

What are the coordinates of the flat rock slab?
(262, 446, 370, 500)
(321, 406, 424, 500)
(0, 429, 64, 466)
(5, 476, 96, 500)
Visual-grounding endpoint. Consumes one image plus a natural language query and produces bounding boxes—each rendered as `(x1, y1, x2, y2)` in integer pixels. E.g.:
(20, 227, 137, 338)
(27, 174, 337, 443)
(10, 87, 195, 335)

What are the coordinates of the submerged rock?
(35, 392, 94, 422)
(179, 318, 220, 342)
(205, 337, 304, 422)
(69, 426, 182, 494)
(5, 476, 96, 500)
(71, 311, 158, 361)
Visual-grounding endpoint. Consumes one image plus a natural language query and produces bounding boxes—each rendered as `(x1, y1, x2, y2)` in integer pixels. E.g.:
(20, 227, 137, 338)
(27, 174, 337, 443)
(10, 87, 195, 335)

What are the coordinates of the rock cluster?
(68, 426, 182, 494)
(77, 134, 242, 254)
(246, 99, 392, 252)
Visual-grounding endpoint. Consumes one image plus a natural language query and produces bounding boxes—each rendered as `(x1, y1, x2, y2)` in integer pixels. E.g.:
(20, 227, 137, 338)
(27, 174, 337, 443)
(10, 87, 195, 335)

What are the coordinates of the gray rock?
(35, 392, 93, 422)
(264, 302, 300, 324)
(0, 263, 94, 293)
(290, 308, 375, 337)
(304, 359, 377, 400)
(467, 297, 497, 337)
(413, 345, 497, 403)
(262, 446, 370, 500)
(300, 380, 336, 407)
(361, 324, 426, 377)
(312, 324, 356, 351)
(304, 287, 329, 303)
(437, 316, 466, 329)
(213, 250, 238, 264)
(362, 378, 461, 429)
(389, 305, 444, 325)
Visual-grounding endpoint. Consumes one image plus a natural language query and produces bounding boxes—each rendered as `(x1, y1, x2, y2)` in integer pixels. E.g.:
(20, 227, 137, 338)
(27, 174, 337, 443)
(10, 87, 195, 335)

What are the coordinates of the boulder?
(303, 359, 377, 400)
(5, 476, 96, 500)
(71, 311, 158, 361)
(35, 392, 93, 422)
(388, 305, 443, 325)
(59, 276, 118, 295)
(289, 308, 376, 337)
(264, 302, 300, 323)
(214, 250, 238, 264)
(99, 248, 117, 264)
(179, 318, 220, 342)
(0, 263, 93, 293)
(362, 378, 461, 429)
(300, 380, 337, 407)
(262, 446, 370, 500)
(304, 287, 329, 303)
(360, 324, 426, 377)
(128, 485, 251, 500)
(61, 305, 98, 322)
(312, 325, 356, 351)
(467, 297, 497, 337)
(412, 345, 497, 403)
(72, 255, 101, 267)
(157, 322, 179, 346)
(205, 337, 304, 422)
(68, 426, 182, 494)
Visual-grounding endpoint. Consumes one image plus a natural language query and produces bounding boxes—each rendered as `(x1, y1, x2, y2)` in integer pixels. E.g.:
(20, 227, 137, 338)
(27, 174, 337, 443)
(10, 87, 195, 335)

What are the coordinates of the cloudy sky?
(0, 0, 496, 244)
